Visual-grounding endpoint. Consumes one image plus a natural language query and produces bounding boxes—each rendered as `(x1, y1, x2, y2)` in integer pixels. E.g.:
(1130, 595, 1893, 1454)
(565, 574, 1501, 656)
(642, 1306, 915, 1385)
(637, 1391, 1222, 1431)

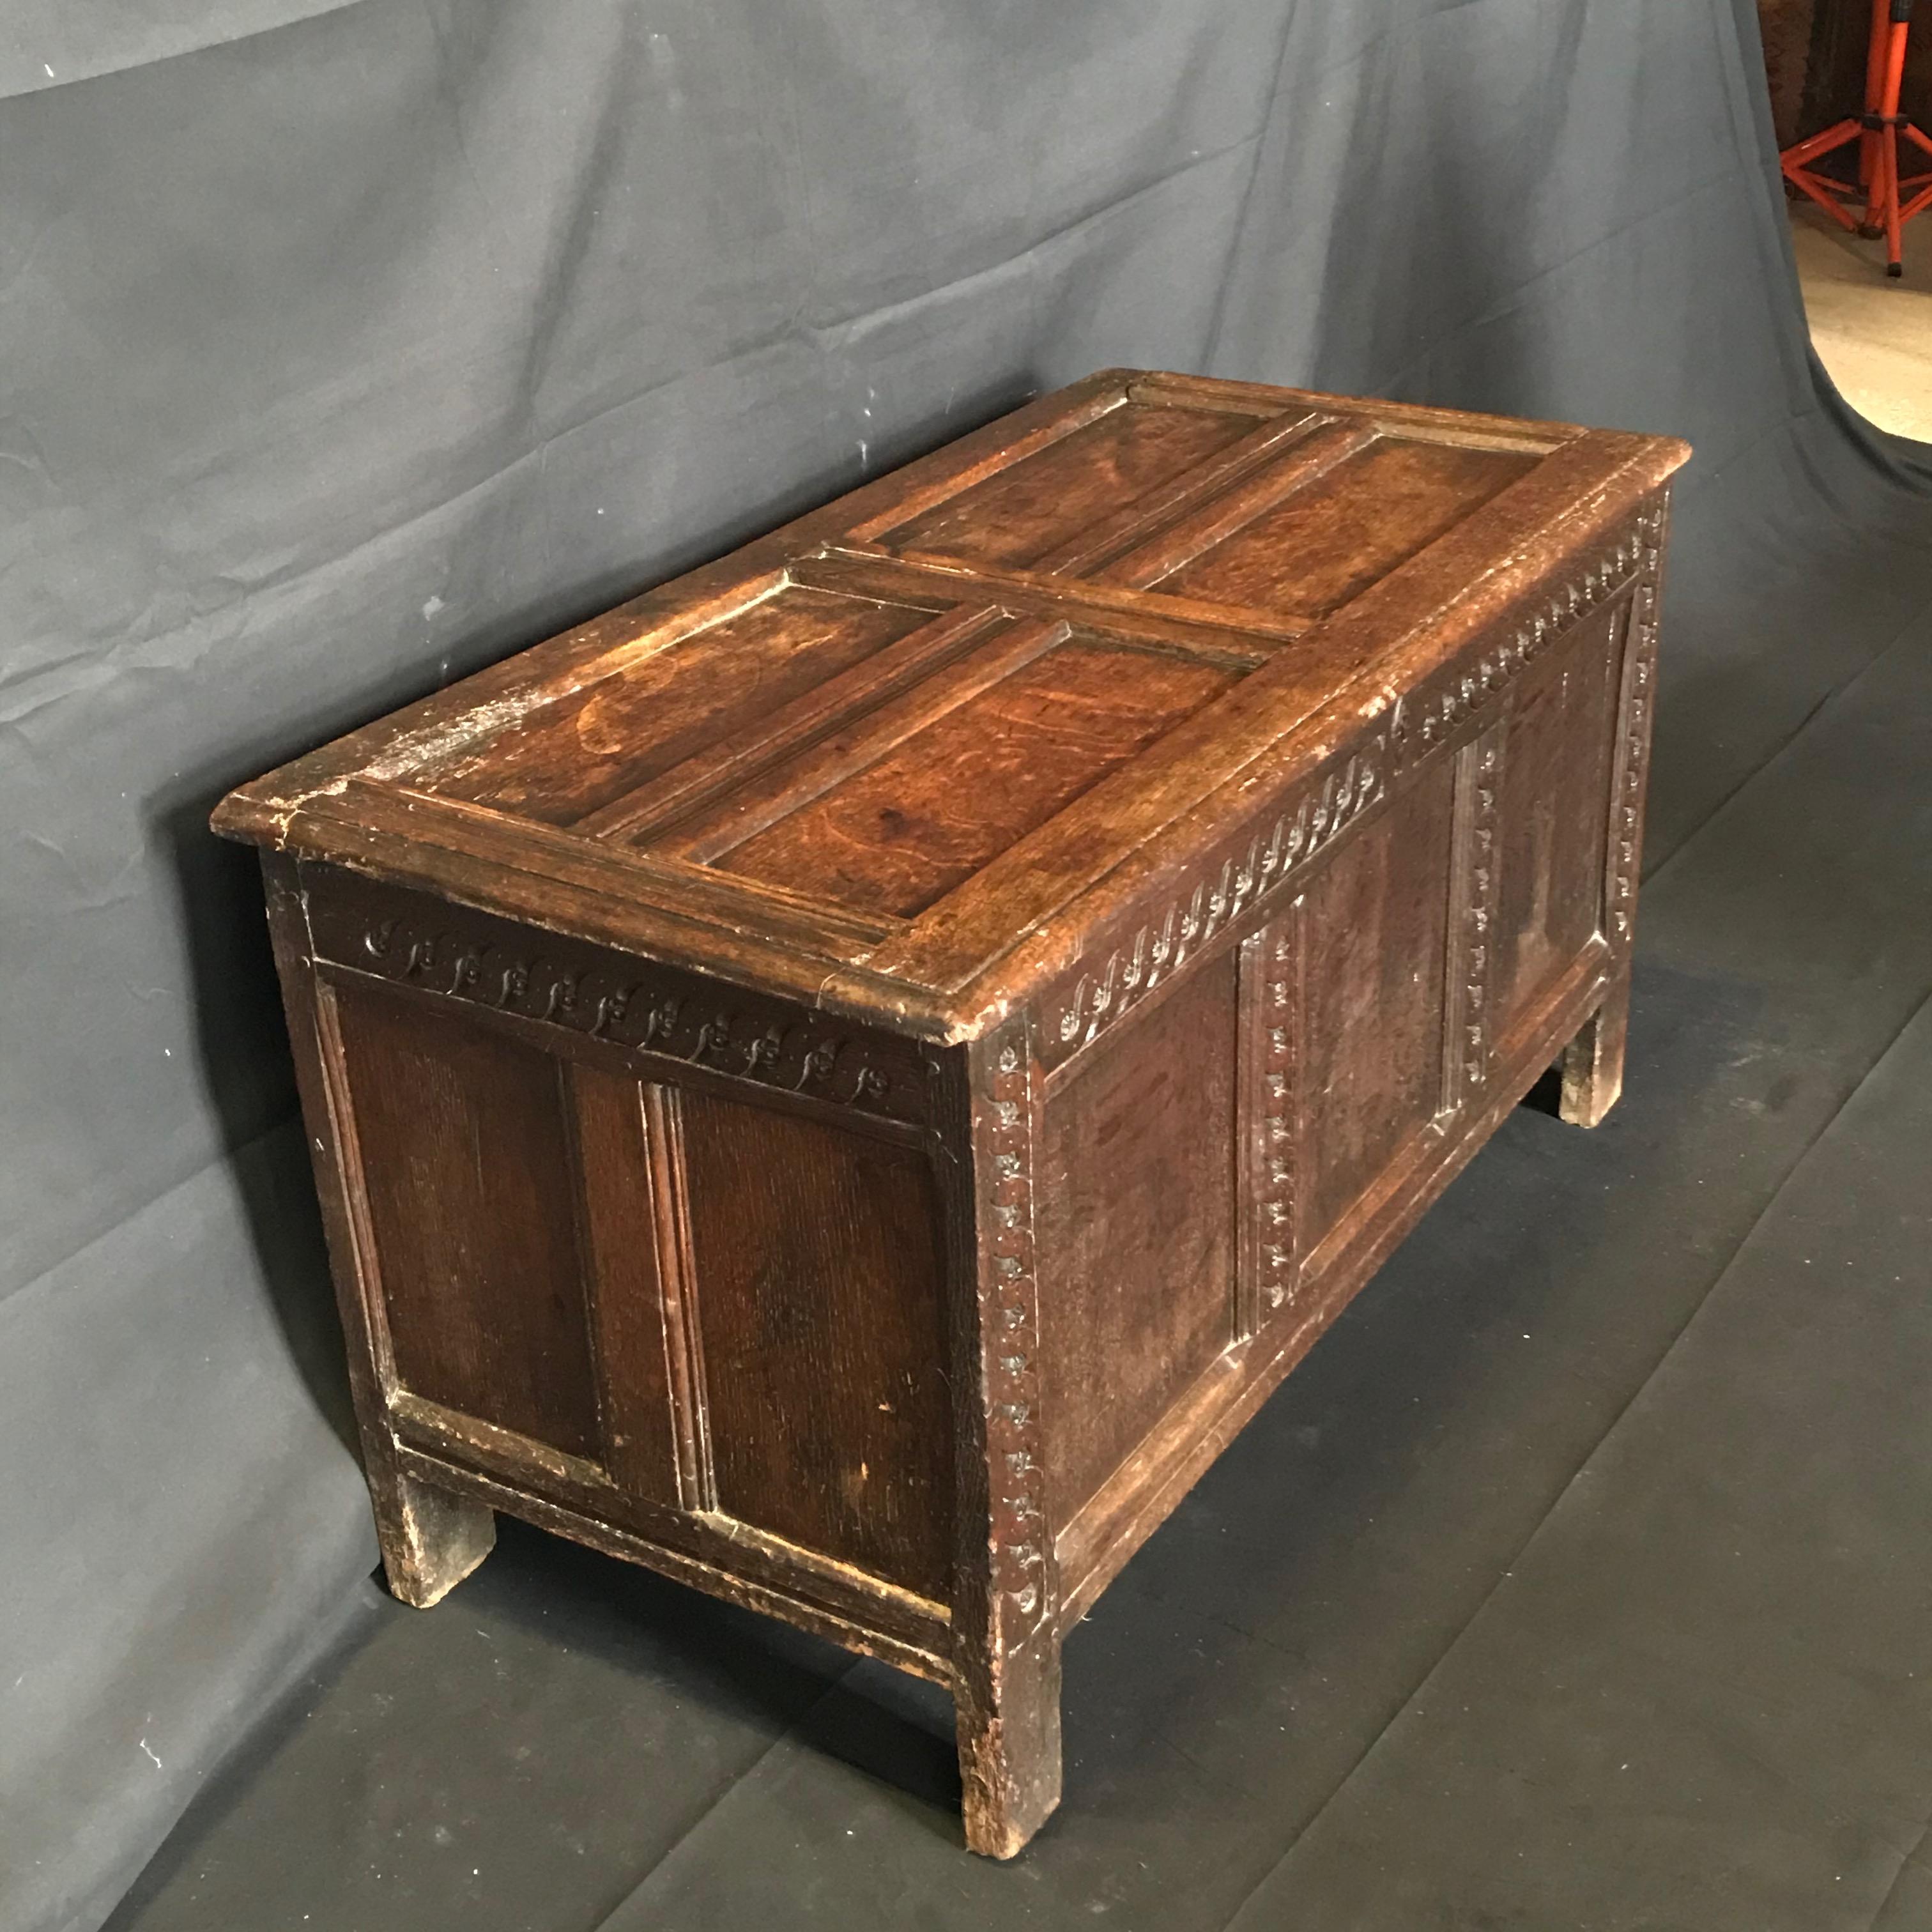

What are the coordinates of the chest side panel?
(1035, 956, 1240, 1522)
(332, 981, 604, 1462)
(302, 867, 958, 1623)
(1292, 756, 1459, 1272)
(1489, 599, 1625, 1048)
(1035, 505, 1667, 1620)
(675, 1089, 956, 1602)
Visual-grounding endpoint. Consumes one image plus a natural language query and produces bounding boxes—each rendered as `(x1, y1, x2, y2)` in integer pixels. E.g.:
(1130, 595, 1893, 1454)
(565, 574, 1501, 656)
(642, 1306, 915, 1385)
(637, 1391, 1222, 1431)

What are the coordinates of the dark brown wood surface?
(215, 369, 1690, 1859)
(1038, 956, 1240, 1521)
(677, 1088, 956, 1601)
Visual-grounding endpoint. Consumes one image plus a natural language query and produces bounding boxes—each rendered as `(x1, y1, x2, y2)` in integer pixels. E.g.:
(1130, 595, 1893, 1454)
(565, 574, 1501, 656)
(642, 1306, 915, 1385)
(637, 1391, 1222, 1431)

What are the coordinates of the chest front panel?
(1032, 572, 1650, 1553)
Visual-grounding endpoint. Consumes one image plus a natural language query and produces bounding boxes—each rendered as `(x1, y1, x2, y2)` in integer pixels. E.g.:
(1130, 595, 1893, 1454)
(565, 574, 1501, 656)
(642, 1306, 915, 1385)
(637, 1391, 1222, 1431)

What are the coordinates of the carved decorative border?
(1237, 907, 1302, 1333)
(1388, 520, 1648, 775)
(1455, 725, 1506, 1098)
(977, 1036, 1051, 1637)
(1045, 514, 1652, 1066)
(305, 878, 921, 1124)
(1609, 502, 1668, 946)
(1052, 740, 1386, 1059)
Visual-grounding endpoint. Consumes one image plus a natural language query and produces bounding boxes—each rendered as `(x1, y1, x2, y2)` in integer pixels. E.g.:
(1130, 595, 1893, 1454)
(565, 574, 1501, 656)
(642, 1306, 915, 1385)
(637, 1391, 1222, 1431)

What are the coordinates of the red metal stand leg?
(1779, 0, 1929, 278)
(1864, 0, 1892, 188)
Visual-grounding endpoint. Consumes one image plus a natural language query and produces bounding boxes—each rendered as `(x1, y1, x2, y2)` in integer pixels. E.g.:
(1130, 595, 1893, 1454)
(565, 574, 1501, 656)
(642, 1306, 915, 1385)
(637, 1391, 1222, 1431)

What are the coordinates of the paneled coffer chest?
(214, 370, 1689, 1856)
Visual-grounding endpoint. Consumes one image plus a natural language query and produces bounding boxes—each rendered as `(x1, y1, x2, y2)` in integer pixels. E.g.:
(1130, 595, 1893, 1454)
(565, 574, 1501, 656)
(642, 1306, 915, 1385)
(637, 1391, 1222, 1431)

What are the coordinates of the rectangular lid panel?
(843, 376, 1558, 626)
(675, 627, 1243, 922)
(862, 393, 1301, 571)
(414, 580, 951, 827)
(1137, 434, 1541, 617)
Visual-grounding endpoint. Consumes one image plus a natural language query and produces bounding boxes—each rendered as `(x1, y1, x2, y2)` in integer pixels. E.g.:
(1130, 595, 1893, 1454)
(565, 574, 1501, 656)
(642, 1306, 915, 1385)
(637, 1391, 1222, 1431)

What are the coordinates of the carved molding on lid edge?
(1045, 505, 1663, 1064)
(1386, 505, 1660, 774)
(309, 887, 917, 1123)
(1050, 737, 1386, 1063)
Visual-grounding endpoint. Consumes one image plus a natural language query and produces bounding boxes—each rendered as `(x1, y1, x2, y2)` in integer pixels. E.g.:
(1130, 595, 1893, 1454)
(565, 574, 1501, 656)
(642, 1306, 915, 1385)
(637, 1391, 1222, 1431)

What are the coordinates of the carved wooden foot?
(956, 1634, 1063, 1858)
(371, 1468, 496, 1609)
(1558, 971, 1630, 1129)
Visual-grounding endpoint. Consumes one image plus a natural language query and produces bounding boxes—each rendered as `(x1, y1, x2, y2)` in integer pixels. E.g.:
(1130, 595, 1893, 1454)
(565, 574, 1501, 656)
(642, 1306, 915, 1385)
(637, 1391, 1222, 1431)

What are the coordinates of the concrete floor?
(1791, 197, 1932, 441)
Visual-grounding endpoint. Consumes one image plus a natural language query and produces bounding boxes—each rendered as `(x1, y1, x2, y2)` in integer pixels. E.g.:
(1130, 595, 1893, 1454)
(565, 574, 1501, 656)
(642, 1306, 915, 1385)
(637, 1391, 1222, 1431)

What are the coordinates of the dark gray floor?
(107, 608, 1932, 1930)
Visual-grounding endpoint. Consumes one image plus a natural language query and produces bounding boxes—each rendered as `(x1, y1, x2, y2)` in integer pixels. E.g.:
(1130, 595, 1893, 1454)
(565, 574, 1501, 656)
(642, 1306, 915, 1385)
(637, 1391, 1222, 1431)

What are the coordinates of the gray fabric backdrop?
(2, 3, 1926, 1928)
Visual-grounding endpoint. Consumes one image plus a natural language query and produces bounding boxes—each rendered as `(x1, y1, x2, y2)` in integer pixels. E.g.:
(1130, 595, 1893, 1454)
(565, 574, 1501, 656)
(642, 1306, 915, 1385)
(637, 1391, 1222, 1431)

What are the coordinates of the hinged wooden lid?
(214, 369, 1689, 1040)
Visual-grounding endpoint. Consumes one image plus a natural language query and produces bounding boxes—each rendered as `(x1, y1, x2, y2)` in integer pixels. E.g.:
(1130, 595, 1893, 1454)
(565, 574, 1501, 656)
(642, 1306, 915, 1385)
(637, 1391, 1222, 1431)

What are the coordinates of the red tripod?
(1782, 0, 1932, 277)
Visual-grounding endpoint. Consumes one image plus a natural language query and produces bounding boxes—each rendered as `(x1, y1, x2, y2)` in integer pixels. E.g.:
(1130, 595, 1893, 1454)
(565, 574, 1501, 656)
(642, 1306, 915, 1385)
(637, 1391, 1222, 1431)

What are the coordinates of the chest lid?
(213, 369, 1688, 1039)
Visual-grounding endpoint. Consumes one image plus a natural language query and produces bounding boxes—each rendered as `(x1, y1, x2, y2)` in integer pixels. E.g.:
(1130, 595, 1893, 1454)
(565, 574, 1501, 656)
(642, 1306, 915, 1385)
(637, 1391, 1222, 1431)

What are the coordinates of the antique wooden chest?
(214, 370, 1689, 1856)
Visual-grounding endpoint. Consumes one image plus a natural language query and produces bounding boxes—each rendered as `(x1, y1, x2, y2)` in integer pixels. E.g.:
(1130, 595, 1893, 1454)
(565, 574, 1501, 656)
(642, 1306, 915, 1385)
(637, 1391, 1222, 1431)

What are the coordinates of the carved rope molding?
(980, 1038, 1052, 1637)
(1048, 509, 1657, 1060)
(345, 908, 908, 1119)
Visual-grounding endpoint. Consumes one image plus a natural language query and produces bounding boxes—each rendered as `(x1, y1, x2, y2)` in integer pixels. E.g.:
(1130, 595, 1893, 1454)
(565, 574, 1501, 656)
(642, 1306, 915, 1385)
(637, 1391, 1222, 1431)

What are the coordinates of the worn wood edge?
(206, 372, 1138, 837)
(392, 1388, 613, 1494)
(206, 373, 1135, 851)
(392, 1344, 957, 1650)
(264, 816, 960, 1034)
(208, 562, 803, 841)
(1052, 952, 1616, 1629)
(392, 1442, 956, 1686)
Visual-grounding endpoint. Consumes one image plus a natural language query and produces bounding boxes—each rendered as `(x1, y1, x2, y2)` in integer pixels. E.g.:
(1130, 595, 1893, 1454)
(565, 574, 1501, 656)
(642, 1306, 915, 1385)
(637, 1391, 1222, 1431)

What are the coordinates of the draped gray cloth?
(2, 3, 1925, 1926)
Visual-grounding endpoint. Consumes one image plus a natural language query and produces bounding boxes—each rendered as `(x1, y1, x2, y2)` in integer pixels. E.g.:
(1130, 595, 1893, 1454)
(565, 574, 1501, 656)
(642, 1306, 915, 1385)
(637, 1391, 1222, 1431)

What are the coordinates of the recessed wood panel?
(1492, 601, 1624, 1038)
(677, 1091, 954, 1600)
(1296, 760, 1456, 1259)
(567, 1062, 682, 1508)
(713, 636, 1241, 920)
(872, 399, 1271, 569)
(1038, 956, 1239, 1519)
(333, 983, 602, 1460)
(422, 583, 941, 825)
(1153, 436, 1539, 616)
